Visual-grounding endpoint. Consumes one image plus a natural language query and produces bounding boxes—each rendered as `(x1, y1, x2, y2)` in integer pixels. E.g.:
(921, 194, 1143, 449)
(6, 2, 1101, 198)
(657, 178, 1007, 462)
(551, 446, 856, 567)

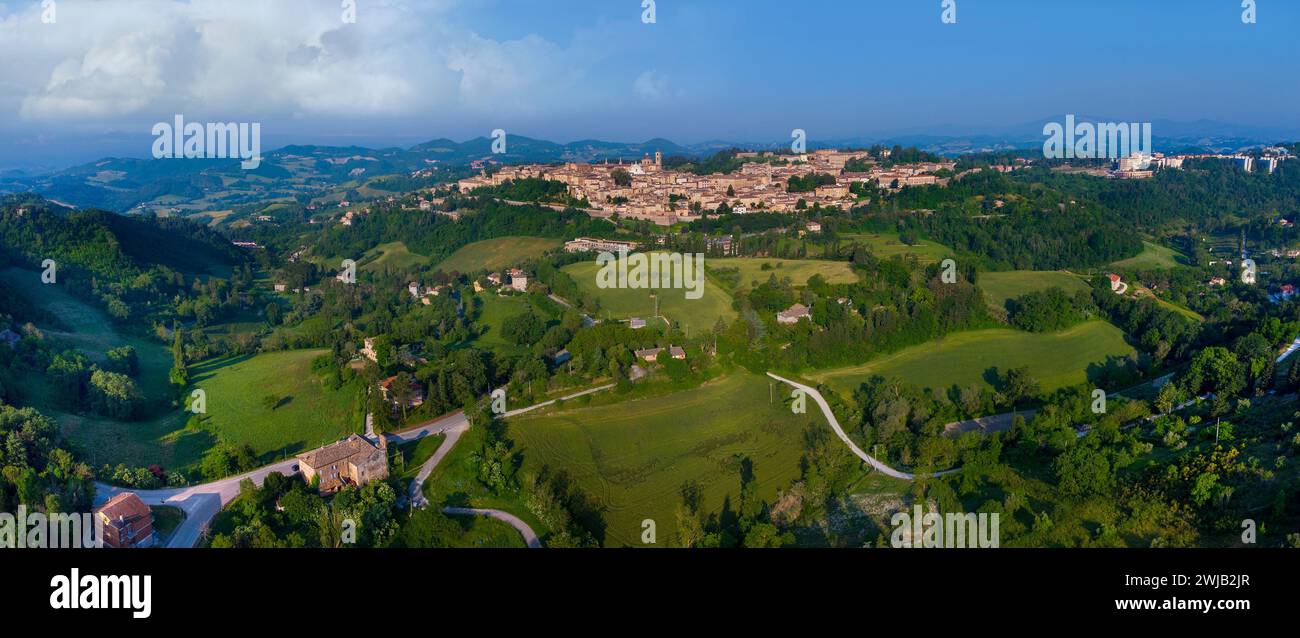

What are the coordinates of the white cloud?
(0, 0, 600, 125)
(633, 70, 671, 101)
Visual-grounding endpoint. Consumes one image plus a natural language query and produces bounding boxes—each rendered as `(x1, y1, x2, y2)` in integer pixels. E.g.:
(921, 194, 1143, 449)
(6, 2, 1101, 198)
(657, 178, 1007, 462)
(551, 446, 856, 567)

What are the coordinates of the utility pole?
(1215, 418, 1221, 444)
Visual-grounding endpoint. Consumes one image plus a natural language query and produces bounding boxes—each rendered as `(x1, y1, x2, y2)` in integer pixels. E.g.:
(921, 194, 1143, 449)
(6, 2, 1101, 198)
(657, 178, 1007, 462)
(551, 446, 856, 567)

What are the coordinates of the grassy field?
(562, 260, 736, 332)
(840, 233, 952, 263)
(468, 293, 540, 355)
(437, 236, 562, 274)
(709, 257, 858, 290)
(505, 373, 821, 547)
(359, 241, 427, 273)
(0, 268, 209, 468)
(978, 270, 1091, 310)
(810, 321, 1138, 395)
(186, 350, 362, 462)
(1110, 241, 1186, 270)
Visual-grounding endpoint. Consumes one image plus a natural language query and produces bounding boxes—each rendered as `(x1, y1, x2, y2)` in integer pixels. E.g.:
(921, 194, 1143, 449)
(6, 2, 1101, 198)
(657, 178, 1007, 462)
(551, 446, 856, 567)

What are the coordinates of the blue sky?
(0, 0, 1296, 169)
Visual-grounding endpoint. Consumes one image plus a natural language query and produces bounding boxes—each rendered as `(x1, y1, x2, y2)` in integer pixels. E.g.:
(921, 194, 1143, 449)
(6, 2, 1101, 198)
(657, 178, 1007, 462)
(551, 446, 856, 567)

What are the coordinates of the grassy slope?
(561, 260, 736, 331)
(810, 320, 1137, 395)
(437, 236, 562, 274)
(505, 373, 820, 547)
(1110, 241, 1186, 270)
(709, 257, 858, 290)
(839, 232, 952, 263)
(187, 350, 362, 461)
(978, 270, 1091, 310)
(359, 241, 427, 273)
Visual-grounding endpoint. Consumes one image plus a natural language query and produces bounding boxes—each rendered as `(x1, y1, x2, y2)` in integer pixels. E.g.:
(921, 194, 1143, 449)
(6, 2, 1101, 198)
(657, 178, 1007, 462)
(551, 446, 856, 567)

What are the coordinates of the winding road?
(95, 393, 581, 548)
(767, 372, 957, 480)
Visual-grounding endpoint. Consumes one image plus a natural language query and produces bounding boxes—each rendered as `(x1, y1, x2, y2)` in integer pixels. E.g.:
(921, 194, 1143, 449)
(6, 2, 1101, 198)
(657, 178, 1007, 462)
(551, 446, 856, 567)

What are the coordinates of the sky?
(0, 0, 1297, 170)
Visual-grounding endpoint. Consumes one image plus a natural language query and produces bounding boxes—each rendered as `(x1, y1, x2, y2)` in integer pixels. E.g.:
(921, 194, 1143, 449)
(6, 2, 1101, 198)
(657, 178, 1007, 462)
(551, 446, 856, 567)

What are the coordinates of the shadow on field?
(188, 353, 256, 383)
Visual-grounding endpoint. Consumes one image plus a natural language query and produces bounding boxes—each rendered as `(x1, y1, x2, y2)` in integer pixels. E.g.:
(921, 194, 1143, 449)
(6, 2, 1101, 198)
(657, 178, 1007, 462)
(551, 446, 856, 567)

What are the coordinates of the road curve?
(442, 507, 542, 548)
(766, 372, 956, 480)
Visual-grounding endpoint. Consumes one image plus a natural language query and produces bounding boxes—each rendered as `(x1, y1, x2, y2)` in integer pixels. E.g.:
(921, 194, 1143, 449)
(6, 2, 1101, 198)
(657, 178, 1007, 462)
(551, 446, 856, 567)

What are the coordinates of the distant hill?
(0, 195, 240, 281)
(0, 120, 1291, 213)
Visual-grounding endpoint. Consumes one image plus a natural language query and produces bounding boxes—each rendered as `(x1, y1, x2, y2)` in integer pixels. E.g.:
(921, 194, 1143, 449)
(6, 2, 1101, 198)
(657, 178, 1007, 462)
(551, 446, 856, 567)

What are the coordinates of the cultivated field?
(562, 260, 736, 331)
(709, 257, 858, 290)
(506, 374, 818, 547)
(978, 270, 1091, 310)
(810, 320, 1137, 395)
(437, 236, 562, 274)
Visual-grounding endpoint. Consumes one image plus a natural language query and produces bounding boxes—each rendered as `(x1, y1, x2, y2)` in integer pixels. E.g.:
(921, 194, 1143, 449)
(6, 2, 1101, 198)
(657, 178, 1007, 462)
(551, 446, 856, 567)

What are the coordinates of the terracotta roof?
(96, 492, 151, 525)
(298, 434, 381, 469)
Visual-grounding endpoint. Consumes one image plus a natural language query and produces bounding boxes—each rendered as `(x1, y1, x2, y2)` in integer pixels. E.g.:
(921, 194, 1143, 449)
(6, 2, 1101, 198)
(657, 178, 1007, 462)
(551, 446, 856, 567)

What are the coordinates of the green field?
(709, 257, 858, 290)
(562, 260, 736, 331)
(1110, 241, 1186, 270)
(469, 293, 541, 354)
(506, 374, 828, 547)
(187, 350, 362, 460)
(978, 270, 1091, 310)
(359, 241, 427, 273)
(840, 233, 952, 263)
(810, 321, 1138, 395)
(437, 236, 562, 274)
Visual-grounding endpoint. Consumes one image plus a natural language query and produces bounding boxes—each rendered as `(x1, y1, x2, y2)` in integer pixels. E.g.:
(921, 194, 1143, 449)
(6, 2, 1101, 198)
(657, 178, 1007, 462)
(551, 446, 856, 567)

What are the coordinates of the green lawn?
(839, 233, 952, 263)
(505, 373, 822, 547)
(437, 236, 562, 274)
(562, 260, 736, 332)
(810, 321, 1138, 395)
(709, 257, 858, 290)
(1110, 241, 1186, 270)
(395, 433, 446, 480)
(186, 350, 363, 463)
(978, 270, 1091, 311)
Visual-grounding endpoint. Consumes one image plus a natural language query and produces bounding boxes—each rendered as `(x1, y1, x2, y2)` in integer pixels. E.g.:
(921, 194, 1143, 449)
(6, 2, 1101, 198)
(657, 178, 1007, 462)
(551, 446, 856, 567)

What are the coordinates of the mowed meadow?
(505, 374, 817, 547)
(810, 320, 1137, 396)
(708, 257, 858, 290)
(437, 236, 562, 274)
(562, 259, 736, 330)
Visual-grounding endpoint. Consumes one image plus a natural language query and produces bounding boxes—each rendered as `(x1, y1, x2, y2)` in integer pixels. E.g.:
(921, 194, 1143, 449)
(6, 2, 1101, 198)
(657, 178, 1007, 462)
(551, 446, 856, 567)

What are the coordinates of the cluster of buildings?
(456, 149, 956, 226)
(1113, 149, 1294, 179)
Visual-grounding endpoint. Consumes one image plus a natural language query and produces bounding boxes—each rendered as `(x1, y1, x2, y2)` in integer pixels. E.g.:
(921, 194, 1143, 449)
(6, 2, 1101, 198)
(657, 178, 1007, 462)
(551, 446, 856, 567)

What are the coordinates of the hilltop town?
(456, 148, 958, 225)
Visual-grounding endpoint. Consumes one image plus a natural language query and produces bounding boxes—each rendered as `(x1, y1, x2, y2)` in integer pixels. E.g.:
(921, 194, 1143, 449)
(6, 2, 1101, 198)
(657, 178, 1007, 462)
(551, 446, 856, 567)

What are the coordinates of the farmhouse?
(297, 434, 389, 494)
(508, 269, 529, 292)
(95, 493, 155, 549)
(378, 375, 425, 409)
(1107, 273, 1129, 295)
(777, 303, 812, 324)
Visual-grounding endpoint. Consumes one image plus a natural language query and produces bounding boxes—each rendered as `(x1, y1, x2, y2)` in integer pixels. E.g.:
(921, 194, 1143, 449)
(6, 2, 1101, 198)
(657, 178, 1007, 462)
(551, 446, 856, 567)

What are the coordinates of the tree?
(1001, 366, 1039, 410)
(88, 369, 142, 420)
(169, 323, 188, 388)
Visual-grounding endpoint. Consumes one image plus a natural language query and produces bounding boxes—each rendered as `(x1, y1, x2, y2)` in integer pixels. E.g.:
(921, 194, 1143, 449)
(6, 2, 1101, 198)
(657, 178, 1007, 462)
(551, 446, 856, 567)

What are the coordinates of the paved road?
(95, 458, 299, 548)
(443, 507, 542, 548)
(406, 417, 470, 508)
(503, 383, 615, 418)
(767, 373, 955, 480)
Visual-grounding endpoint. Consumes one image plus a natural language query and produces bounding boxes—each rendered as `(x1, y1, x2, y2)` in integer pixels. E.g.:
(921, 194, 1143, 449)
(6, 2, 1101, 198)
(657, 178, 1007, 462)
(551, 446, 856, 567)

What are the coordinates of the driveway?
(443, 507, 542, 548)
(766, 372, 956, 480)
